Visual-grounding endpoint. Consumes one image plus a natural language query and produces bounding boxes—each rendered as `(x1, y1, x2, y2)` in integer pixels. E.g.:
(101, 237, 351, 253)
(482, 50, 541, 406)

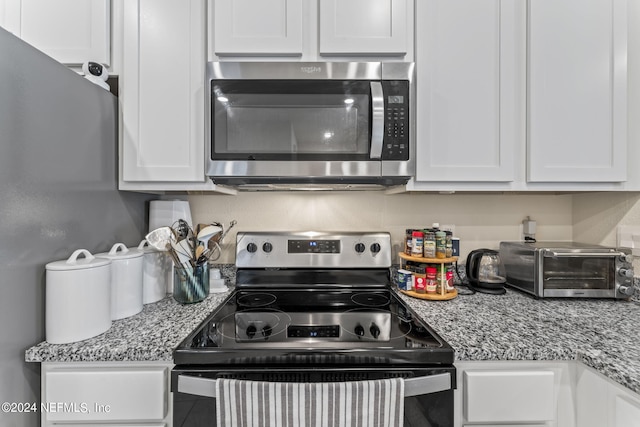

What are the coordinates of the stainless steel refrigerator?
(0, 28, 153, 427)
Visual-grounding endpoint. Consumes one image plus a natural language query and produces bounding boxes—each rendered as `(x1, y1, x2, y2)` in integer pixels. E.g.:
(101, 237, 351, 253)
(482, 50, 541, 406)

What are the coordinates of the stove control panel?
(235, 312, 391, 343)
(236, 231, 391, 268)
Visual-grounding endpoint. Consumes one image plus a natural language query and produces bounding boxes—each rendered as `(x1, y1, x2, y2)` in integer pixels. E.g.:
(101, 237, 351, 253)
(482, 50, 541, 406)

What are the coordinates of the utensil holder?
(173, 263, 209, 304)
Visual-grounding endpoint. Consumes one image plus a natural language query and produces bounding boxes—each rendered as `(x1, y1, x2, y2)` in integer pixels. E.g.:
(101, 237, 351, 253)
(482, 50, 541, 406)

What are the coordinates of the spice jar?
(435, 230, 446, 258)
(411, 230, 424, 257)
(423, 230, 436, 258)
(426, 266, 437, 294)
(445, 231, 453, 258)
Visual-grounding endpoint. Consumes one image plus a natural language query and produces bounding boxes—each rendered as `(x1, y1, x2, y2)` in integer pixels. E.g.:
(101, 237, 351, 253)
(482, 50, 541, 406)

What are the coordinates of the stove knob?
(246, 325, 257, 339)
(247, 243, 258, 253)
(370, 243, 381, 253)
(355, 243, 366, 253)
(262, 242, 273, 253)
(262, 325, 272, 338)
(354, 325, 365, 337)
(370, 323, 381, 339)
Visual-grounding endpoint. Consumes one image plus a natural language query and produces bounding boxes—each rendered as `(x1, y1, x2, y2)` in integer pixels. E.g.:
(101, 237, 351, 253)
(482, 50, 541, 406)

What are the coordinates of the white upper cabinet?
(120, 0, 206, 184)
(213, 0, 303, 56)
(527, 0, 627, 183)
(414, 0, 523, 183)
(0, 0, 110, 66)
(211, 0, 411, 59)
(319, 0, 407, 56)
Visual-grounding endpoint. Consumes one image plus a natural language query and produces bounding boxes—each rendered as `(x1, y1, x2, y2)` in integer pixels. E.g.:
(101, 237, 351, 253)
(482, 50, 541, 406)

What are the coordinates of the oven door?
(172, 367, 455, 427)
(539, 250, 630, 298)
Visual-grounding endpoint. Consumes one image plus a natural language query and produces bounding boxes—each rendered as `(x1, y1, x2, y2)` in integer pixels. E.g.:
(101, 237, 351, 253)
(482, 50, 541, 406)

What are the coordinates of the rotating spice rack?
(398, 252, 458, 300)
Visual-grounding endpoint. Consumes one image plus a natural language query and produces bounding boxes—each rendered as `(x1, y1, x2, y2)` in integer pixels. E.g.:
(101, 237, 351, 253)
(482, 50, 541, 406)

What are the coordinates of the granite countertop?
(25, 291, 233, 363)
(26, 284, 640, 395)
(397, 287, 640, 394)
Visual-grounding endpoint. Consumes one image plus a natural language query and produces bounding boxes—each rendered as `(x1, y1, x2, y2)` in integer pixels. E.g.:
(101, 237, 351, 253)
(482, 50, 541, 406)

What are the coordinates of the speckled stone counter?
(26, 277, 640, 397)
(397, 287, 640, 395)
(25, 290, 232, 363)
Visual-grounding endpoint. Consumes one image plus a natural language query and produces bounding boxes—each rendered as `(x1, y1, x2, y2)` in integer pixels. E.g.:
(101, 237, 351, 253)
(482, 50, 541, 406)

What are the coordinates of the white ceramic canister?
(45, 249, 112, 344)
(137, 239, 171, 303)
(96, 243, 144, 320)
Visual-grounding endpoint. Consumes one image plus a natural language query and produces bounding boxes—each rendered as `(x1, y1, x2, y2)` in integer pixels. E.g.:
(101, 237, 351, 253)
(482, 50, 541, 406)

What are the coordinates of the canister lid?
(137, 239, 161, 254)
(46, 249, 111, 271)
(95, 243, 143, 260)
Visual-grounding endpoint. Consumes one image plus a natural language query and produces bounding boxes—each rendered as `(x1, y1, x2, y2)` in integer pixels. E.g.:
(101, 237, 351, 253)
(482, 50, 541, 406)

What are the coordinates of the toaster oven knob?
(355, 243, 366, 253)
(618, 285, 636, 296)
(370, 323, 381, 339)
(246, 243, 258, 253)
(246, 325, 257, 339)
(354, 325, 365, 337)
(618, 268, 634, 278)
(370, 243, 381, 254)
(262, 242, 273, 253)
(619, 254, 634, 263)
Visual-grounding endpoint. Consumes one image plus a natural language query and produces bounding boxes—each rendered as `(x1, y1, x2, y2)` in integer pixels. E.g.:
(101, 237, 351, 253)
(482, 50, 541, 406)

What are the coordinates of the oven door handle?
(370, 81, 384, 160)
(177, 372, 452, 398)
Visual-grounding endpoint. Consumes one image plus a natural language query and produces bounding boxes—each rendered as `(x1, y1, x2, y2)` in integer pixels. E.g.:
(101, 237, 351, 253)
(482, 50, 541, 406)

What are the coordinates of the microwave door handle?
(178, 372, 452, 399)
(370, 81, 384, 159)
(543, 250, 626, 258)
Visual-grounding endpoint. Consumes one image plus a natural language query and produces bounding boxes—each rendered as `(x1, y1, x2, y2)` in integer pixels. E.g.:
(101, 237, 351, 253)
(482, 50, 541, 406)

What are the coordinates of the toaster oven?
(499, 241, 635, 299)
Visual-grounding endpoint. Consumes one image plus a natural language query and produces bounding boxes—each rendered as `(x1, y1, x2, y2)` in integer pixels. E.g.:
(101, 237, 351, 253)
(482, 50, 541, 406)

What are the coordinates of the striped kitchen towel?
(216, 378, 404, 427)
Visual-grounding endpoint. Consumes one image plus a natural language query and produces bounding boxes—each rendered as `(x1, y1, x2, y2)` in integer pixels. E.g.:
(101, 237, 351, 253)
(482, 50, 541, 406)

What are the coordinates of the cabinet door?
(44, 365, 168, 422)
(121, 0, 206, 182)
(614, 395, 640, 427)
(213, 0, 303, 56)
(0, 0, 110, 65)
(464, 370, 555, 423)
(319, 0, 407, 55)
(527, 0, 627, 182)
(414, 0, 523, 182)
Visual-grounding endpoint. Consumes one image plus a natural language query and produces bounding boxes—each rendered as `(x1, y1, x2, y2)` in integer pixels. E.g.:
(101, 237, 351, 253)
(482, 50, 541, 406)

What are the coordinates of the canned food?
(397, 269, 413, 291)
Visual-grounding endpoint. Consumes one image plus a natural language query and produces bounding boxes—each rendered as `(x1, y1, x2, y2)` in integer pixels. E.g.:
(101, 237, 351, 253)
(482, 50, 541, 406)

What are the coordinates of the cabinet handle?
(177, 372, 451, 398)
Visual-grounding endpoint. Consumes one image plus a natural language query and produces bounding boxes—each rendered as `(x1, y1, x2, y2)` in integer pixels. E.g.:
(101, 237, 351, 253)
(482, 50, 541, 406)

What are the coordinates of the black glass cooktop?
(173, 288, 454, 367)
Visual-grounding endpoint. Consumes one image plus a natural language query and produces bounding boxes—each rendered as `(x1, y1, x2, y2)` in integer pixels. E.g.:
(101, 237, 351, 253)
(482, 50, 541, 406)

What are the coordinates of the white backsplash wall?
(188, 192, 573, 264)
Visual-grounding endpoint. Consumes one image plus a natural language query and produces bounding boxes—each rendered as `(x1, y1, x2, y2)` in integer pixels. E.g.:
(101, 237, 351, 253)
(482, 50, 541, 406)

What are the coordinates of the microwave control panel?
(382, 80, 410, 161)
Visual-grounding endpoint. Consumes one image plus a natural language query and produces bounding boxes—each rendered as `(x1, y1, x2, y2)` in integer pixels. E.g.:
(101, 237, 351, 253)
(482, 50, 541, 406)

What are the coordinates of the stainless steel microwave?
(205, 62, 415, 190)
(499, 241, 635, 299)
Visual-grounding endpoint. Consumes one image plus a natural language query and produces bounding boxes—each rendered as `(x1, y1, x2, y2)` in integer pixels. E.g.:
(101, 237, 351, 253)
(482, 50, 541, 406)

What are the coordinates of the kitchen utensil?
(220, 220, 237, 242)
(96, 243, 144, 320)
(197, 225, 223, 248)
(466, 249, 507, 295)
(145, 226, 176, 251)
(45, 249, 112, 344)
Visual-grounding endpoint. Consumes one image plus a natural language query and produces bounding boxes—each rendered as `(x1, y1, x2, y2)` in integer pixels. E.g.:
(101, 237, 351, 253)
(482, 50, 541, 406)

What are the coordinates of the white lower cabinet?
(41, 361, 173, 427)
(576, 364, 640, 427)
(455, 361, 575, 427)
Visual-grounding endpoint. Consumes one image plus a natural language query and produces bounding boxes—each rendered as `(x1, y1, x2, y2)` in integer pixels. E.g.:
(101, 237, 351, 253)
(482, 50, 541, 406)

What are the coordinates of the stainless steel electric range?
(172, 232, 456, 427)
